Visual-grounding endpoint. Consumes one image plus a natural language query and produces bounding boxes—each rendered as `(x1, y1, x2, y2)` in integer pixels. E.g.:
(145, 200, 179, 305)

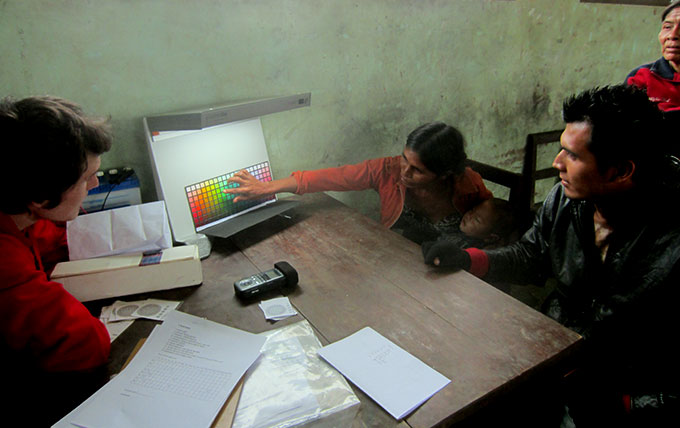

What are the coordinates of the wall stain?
(335, 105, 408, 165)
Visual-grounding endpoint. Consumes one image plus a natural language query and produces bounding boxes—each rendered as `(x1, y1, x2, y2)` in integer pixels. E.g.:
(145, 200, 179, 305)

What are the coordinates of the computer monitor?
(143, 94, 311, 255)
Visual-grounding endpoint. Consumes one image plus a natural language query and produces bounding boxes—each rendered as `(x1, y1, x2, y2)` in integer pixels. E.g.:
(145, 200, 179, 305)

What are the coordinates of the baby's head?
(460, 198, 518, 247)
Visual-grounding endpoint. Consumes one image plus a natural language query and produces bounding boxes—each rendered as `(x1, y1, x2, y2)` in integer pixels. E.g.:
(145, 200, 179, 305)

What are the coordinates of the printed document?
(53, 310, 266, 428)
(317, 327, 450, 420)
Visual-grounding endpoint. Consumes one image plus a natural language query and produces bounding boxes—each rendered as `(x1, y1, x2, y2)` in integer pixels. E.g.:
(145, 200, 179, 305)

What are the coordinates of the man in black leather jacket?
(423, 85, 679, 426)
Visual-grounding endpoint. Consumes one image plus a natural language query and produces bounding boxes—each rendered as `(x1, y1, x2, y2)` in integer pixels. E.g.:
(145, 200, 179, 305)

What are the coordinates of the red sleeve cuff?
(465, 248, 489, 277)
(623, 394, 632, 414)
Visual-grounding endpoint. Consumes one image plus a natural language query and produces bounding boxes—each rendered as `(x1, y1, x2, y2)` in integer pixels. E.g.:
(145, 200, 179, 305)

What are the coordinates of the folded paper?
(67, 201, 172, 260)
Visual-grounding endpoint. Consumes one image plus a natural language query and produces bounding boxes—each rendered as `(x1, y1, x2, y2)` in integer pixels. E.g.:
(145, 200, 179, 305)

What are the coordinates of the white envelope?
(67, 201, 172, 260)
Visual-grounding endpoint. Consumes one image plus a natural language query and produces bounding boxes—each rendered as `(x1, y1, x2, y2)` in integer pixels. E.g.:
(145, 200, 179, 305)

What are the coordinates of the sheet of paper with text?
(317, 326, 450, 420)
(52, 310, 265, 428)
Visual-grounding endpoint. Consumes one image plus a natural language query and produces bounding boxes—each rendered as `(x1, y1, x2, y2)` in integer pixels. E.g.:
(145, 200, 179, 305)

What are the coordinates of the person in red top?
(225, 122, 493, 244)
(0, 95, 112, 425)
(626, 1, 680, 116)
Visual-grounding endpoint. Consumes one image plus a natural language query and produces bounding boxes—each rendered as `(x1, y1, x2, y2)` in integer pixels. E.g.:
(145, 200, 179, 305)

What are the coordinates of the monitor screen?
(144, 94, 310, 244)
(146, 118, 275, 242)
(185, 162, 276, 231)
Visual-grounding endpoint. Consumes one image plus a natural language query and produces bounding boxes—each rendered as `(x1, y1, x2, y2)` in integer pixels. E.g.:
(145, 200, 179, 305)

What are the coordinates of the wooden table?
(106, 193, 582, 427)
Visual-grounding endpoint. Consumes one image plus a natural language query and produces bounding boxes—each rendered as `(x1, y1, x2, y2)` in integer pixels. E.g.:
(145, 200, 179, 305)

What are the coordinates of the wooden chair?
(465, 159, 532, 232)
(467, 130, 563, 302)
(465, 159, 524, 206)
(466, 128, 563, 233)
(520, 129, 563, 213)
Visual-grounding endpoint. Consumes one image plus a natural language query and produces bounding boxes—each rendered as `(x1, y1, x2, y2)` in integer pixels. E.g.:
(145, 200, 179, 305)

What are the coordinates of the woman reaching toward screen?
(224, 122, 492, 244)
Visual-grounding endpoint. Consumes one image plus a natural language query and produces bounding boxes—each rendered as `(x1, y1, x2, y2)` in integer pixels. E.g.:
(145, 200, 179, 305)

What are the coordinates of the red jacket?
(0, 212, 110, 372)
(291, 156, 492, 227)
(626, 57, 680, 113)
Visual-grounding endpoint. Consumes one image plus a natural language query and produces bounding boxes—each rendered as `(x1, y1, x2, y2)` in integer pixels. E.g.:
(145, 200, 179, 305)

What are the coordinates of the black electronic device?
(234, 261, 298, 300)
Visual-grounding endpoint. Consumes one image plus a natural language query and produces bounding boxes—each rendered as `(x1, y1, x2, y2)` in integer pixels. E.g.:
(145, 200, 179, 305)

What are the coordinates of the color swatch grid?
(185, 162, 275, 229)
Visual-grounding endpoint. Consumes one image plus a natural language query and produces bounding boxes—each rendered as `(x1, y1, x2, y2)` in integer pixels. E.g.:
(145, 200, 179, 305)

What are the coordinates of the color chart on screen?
(185, 161, 275, 230)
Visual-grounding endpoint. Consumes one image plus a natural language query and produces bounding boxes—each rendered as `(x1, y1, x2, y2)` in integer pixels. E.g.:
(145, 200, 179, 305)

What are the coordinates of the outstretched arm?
(223, 170, 297, 203)
(225, 157, 389, 202)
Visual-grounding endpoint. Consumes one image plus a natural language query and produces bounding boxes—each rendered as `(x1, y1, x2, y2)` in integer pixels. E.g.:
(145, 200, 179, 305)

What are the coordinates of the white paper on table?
(99, 299, 181, 343)
(317, 327, 450, 420)
(258, 297, 298, 321)
(99, 302, 134, 343)
(67, 201, 172, 260)
(103, 299, 181, 322)
(104, 319, 134, 343)
(130, 299, 181, 321)
(52, 310, 266, 428)
(105, 300, 143, 321)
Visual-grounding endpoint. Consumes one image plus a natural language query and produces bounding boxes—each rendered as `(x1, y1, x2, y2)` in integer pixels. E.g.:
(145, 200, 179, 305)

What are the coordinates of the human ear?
(29, 200, 49, 209)
(437, 171, 455, 182)
(602, 161, 635, 193)
(28, 200, 50, 214)
(615, 160, 635, 183)
(608, 160, 635, 184)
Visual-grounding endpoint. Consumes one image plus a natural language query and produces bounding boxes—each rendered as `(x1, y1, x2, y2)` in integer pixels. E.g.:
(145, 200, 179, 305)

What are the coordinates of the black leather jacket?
(485, 183, 680, 422)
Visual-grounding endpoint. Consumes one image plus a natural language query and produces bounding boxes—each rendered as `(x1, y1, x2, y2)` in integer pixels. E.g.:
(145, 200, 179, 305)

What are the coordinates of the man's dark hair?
(662, 1, 680, 21)
(405, 121, 468, 178)
(562, 85, 668, 185)
(0, 96, 112, 214)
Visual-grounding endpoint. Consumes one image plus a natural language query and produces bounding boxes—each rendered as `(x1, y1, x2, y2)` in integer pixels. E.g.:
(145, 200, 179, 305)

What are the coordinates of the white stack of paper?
(53, 310, 266, 428)
(317, 327, 450, 420)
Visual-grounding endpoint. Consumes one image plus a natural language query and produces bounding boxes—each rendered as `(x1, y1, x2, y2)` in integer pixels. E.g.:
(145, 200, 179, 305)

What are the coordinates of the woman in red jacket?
(225, 122, 492, 244)
(0, 96, 112, 425)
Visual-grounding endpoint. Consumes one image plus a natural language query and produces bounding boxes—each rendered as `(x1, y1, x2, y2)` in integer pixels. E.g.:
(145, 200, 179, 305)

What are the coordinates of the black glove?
(421, 240, 471, 269)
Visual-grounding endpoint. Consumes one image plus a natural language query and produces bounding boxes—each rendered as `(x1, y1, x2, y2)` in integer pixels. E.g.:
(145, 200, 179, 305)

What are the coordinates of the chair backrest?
(465, 159, 523, 204)
(521, 129, 563, 213)
(465, 159, 532, 231)
(466, 128, 563, 233)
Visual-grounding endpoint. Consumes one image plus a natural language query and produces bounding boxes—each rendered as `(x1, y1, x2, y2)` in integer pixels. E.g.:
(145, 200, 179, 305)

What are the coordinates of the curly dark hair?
(0, 96, 112, 214)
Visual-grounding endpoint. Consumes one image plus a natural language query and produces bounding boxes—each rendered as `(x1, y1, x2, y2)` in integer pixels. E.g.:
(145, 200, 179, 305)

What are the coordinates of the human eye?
(560, 147, 577, 160)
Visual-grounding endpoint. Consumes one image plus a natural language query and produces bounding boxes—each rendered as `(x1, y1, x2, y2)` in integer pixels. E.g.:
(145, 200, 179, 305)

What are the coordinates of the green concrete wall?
(0, 0, 666, 219)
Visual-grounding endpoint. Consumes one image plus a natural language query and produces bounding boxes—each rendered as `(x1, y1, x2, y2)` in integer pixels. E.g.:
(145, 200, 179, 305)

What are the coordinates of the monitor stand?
(201, 199, 300, 239)
(180, 233, 213, 259)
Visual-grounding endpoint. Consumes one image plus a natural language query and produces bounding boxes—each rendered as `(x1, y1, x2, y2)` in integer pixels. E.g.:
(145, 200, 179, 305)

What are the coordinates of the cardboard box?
(51, 245, 202, 302)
